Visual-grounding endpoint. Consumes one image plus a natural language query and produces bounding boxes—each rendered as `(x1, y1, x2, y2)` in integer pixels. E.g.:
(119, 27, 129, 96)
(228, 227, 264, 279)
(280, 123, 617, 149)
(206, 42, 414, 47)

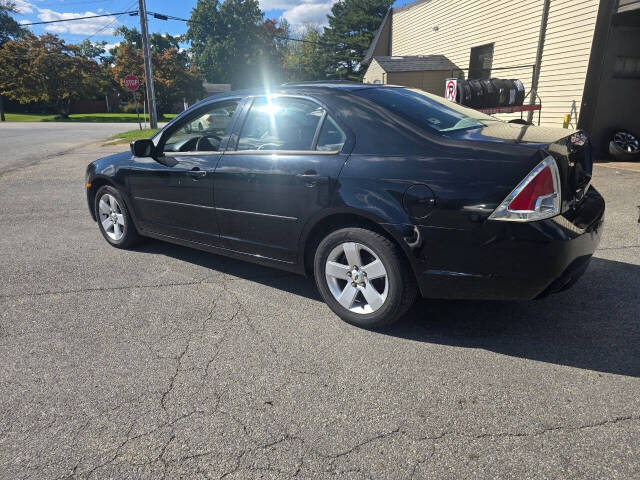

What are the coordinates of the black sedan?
(86, 83, 604, 328)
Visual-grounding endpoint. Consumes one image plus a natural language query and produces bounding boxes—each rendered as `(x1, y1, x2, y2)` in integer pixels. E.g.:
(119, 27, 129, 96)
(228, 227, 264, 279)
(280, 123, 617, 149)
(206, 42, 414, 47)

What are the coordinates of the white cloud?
(259, 0, 336, 28)
(280, 0, 336, 28)
(13, 0, 35, 14)
(36, 9, 119, 35)
(259, 0, 299, 10)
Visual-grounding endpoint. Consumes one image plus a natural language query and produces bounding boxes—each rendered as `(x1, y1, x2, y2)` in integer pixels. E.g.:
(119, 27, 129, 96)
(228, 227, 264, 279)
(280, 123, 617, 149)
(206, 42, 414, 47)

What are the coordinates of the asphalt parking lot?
(0, 123, 134, 176)
(1, 131, 639, 479)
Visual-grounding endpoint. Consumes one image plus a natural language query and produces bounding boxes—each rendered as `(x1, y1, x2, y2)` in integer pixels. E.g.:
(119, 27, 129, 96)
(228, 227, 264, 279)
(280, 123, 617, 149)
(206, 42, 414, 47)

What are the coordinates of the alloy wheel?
(325, 242, 388, 314)
(98, 193, 125, 241)
(613, 131, 639, 154)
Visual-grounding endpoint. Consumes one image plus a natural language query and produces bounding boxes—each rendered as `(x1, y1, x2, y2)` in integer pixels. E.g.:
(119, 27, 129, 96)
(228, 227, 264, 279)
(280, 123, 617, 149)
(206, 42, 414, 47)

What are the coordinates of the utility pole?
(528, 0, 550, 124)
(138, 0, 157, 128)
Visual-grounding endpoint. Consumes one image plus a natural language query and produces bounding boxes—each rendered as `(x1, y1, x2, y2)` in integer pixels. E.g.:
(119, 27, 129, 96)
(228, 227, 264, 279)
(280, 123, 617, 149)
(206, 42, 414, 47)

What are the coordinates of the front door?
(126, 99, 241, 245)
(214, 95, 350, 262)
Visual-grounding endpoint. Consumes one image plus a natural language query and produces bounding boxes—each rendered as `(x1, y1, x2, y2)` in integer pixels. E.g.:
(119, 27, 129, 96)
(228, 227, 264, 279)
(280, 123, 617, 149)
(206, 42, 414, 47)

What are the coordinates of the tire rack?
(478, 104, 542, 125)
(449, 64, 543, 125)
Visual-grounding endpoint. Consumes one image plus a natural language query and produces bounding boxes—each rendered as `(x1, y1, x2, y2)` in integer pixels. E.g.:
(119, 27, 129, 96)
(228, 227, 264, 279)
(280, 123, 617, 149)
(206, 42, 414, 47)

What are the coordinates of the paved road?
(0, 122, 134, 176)
(0, 142, 639, 479)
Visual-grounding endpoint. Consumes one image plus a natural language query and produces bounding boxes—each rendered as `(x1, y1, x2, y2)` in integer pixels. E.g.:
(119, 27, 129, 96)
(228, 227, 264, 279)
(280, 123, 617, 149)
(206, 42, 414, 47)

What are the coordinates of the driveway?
(0, 140, 639, 479)
(0, 122, 134, 175)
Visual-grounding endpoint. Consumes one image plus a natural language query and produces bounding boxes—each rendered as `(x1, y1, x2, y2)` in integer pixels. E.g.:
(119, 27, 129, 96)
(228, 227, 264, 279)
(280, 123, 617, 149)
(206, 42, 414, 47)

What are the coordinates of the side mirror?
(130, 139, 156, 158)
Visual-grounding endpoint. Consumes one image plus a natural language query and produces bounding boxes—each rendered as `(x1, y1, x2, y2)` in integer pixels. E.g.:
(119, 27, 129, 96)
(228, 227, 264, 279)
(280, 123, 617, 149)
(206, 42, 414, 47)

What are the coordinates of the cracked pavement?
(0, 139, 639, 479)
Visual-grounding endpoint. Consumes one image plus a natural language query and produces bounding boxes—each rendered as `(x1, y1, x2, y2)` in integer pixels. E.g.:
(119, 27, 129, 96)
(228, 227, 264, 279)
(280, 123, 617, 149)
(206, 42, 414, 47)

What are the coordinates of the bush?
(120, 102, 142, 114)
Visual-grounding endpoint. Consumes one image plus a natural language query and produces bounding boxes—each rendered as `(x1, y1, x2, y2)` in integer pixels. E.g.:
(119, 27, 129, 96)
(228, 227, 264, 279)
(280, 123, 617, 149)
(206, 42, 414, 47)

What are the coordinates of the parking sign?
(445, 79, 457, 102)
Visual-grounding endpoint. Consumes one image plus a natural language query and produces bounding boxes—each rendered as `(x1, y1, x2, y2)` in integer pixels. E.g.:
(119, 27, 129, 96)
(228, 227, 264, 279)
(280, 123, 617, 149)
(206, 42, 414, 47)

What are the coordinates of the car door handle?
(186, 168, 207, 179)
(297, 170, 322, 187)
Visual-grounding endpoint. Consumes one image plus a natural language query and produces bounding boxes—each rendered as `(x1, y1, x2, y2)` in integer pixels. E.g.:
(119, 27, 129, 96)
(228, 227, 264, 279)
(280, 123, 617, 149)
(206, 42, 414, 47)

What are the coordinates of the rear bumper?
(415, 186, 605, 300)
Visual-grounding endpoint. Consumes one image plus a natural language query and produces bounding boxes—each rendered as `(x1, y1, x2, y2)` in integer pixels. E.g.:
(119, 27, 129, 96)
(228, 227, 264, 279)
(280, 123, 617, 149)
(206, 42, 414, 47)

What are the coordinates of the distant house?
(202, 82, 231, 98)
(363, 55, 462, 93)
(180, 82, 232, 111)
(362, 0, 640, 153)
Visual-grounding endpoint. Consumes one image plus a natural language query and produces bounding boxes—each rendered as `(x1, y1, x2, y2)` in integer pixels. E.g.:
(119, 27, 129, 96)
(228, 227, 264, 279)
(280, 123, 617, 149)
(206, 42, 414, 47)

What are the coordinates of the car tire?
(609, 130, 639, 161)
(314, 227, 417, 329)
(94, 185, 141, 249)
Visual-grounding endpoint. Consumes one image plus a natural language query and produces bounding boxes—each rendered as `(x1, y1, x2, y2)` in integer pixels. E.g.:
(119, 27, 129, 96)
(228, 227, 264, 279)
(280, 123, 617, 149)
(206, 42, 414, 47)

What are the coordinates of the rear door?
(127, 99, 241, 245)
(214, 95, 351, 262)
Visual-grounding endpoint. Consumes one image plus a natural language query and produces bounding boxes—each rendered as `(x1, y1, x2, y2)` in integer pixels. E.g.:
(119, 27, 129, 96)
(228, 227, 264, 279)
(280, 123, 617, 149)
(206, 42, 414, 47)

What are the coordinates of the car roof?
(177, 82, 401, 121)
(198, 82, 393, 102)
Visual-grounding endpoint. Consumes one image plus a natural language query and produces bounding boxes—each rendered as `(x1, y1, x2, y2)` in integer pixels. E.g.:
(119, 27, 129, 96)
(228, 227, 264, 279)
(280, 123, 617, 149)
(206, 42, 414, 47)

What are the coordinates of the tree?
(283, 24, 329, 83)
(110, 29, 203, 115)
(113, 25, 141, 49)
(150, 32, 181, 54)
(0, 0, 24, 46)
(0, 0, 26, 120)
(112, 26, 181, 54)
(77, 39, 108, 62)
(323, 0, 392, 81)
(0, 33, 102, 117)
(186, 0, 281, 89)
(153, 49, 203, 115)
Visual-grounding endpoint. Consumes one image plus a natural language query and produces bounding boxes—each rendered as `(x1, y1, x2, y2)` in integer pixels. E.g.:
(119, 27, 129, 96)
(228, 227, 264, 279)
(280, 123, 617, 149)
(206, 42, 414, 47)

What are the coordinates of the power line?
(146, 11, 339, 48)
(19, 7, 341, 49)
(84, 1, 139, 41)
(20, 11, 138, 26)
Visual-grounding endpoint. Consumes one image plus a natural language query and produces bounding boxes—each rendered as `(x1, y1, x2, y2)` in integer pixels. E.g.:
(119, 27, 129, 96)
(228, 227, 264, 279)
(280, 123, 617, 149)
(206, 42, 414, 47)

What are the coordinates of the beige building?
(362, 0, 640, 153)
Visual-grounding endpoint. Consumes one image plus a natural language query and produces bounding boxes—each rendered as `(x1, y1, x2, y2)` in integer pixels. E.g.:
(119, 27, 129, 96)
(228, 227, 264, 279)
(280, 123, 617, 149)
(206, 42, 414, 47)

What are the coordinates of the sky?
(12, 0, 414, 50)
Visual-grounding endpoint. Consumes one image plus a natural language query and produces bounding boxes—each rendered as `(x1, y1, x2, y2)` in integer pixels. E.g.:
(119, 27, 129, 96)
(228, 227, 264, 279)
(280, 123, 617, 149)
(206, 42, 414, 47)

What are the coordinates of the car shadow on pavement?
(385, 257, 640, 378)
(137, 240, 640, 378)
(135, 240, 323, 300)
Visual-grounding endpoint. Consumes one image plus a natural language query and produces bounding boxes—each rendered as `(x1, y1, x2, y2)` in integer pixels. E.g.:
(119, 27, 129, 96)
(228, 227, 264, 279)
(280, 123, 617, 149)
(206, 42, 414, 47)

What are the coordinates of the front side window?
(163, 101, 239, 153)
(237, 97, 324, 151)
(355, 87, 500, 134)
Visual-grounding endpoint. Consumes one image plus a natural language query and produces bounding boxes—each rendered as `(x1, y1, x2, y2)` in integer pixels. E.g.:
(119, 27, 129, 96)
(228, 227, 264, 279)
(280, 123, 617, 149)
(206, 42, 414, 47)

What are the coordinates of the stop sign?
(124, 75, 139, 91)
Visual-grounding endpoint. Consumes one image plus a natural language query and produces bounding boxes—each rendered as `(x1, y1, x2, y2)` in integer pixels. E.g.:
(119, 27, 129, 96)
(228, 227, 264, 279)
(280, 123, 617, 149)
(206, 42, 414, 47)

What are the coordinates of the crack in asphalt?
(83, 286, 248, 479)
(0, 280, 207, 299)
(0, 143, 90, 178)
(412, 414, 640, 442)
(4, 275, 640, 480)
(0, 271, 294, 300)
(160, 338, 191, 412)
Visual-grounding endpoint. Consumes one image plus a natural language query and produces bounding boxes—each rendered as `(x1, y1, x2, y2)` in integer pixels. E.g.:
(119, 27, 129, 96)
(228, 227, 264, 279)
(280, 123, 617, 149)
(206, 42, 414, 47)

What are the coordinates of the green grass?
(4, 112, 176, 123)
(107, 128, 159, 144)
(4, 113, 60, 122)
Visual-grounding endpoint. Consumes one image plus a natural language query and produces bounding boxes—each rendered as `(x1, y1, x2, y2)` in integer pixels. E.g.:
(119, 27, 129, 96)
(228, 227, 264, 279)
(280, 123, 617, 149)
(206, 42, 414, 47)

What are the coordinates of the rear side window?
(316, 115, 346, 151)
(354, 87, 498, 133)
(237, 97, 323, 151)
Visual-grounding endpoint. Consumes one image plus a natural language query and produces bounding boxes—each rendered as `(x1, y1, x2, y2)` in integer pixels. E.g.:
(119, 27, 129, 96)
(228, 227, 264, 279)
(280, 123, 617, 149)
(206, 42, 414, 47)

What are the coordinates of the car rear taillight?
(489, 156, 561, 222)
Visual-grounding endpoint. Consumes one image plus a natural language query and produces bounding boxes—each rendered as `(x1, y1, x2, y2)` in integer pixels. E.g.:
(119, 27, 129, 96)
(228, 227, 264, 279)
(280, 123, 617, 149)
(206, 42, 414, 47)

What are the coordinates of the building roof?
(203, 82, 231, 93)
(362, 10, 392, 65)
(372, 55, 459, 72)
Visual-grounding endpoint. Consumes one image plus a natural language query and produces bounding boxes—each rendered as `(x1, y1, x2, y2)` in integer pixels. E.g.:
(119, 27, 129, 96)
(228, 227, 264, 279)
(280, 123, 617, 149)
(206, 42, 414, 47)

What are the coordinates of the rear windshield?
(354, 87, 499, 133)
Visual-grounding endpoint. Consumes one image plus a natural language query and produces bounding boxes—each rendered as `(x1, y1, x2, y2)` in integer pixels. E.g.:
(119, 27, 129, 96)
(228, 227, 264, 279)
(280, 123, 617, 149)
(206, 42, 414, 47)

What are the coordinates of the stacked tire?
(454, 78, 525, 109)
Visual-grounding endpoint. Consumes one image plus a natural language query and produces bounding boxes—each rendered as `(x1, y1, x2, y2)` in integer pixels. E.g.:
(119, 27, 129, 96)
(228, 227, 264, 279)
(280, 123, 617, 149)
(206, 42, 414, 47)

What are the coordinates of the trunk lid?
(454, 123, 593, 213)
